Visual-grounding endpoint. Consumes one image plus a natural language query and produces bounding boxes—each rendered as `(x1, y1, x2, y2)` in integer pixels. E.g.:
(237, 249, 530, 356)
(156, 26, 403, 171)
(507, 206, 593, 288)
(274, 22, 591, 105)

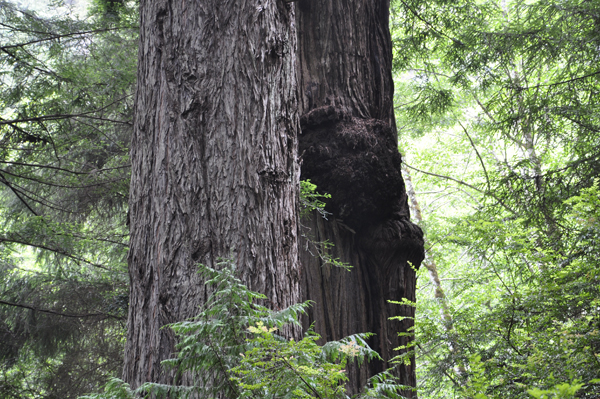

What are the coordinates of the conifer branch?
(0, 299, 122, 319)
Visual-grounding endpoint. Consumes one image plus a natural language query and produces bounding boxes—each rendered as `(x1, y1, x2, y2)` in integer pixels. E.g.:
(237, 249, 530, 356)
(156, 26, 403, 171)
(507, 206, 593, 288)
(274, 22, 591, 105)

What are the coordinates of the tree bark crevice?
(296, 0, 424, 396)
(125, 0, 301, 389)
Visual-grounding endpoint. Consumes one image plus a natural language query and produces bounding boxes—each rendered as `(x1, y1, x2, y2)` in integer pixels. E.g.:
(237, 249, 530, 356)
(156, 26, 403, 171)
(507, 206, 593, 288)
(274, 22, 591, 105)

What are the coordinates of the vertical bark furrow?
(125, 0, 301, 389)
(296, 0, 395, 125)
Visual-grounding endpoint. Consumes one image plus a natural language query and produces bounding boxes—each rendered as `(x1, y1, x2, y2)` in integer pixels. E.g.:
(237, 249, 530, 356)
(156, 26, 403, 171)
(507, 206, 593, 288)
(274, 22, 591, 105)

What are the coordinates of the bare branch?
(457, 120, 491, 193)
(403, 162, 516, 214)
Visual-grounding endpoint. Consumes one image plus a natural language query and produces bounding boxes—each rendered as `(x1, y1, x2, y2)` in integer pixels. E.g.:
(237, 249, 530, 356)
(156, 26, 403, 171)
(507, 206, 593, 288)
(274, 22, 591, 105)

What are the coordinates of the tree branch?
(0, 112, 131, 126)
(0, 299, 122, 319)
(0, 160, 130, 175)
(0, 172, 39, 215)
(0, 167, 127, 189)
(519, 70, 600, 90)
(397, 0, 465, 46)
(0, 235, 116, 272)
(0, 95, 133, 126)
(403, 162, 516, 214)
(457, 120, 491, 193)
(0, 27, 135, 51)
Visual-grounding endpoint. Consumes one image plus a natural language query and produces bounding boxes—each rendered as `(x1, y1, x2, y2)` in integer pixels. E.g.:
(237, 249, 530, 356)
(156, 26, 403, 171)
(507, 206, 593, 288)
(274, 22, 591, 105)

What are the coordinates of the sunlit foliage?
(392, 0, 600, 396)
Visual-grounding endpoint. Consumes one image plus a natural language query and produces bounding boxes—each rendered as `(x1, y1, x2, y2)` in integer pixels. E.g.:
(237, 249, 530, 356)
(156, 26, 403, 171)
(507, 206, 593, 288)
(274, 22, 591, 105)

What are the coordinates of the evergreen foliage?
(299, 179, 331, 219)
(82, 260, 408, 399)
(392, 0, 600, 396)
(0, 1, 137, 397)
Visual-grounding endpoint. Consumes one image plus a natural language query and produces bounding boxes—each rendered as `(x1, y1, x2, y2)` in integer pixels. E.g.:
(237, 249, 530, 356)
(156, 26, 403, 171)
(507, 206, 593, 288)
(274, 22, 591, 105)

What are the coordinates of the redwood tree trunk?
(295, 0, 424, 395)
(124, 0, 301, 389)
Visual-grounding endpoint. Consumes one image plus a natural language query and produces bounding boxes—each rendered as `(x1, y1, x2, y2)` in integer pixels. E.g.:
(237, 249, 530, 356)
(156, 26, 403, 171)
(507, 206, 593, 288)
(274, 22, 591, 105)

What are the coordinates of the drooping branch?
(0, 235, 118, 273)
(0, 160, 130, 175)
(0, 172, 39, 215)
(0, 26, 137, 52)
(0, 95, 132, 125)
(0, 167, 127, 189)
(0, 299, 123, 320)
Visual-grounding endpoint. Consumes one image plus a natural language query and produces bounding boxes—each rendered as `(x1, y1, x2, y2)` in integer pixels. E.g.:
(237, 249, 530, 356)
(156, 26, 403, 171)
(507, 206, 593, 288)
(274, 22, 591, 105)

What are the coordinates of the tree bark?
(124, 0, 301, 389)
(295, 0, 424, 395)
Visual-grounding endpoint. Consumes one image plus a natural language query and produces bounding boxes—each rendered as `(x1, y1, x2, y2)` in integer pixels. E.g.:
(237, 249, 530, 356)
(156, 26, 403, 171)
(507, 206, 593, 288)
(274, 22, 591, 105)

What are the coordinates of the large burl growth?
(300, 105, 423, 263)
(300, 105, 405, 227)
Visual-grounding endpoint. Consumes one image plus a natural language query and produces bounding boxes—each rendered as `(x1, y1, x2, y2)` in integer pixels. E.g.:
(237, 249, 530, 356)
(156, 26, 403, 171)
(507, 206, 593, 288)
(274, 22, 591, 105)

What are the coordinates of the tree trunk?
(124, 0, 301, 389)
(295, 0, 424, 395)
(402, 163, 466, 378)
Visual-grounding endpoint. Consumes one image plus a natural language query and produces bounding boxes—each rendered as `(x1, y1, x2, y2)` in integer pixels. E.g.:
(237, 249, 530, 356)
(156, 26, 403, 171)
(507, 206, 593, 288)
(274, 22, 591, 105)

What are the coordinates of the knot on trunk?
(361, 216, 425, 269)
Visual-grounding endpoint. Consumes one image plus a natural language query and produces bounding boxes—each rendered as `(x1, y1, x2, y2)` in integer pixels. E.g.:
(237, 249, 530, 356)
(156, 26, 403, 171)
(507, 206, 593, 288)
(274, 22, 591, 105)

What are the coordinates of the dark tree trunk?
(124, 0, 301, 389)
(295, 0, 425, 395)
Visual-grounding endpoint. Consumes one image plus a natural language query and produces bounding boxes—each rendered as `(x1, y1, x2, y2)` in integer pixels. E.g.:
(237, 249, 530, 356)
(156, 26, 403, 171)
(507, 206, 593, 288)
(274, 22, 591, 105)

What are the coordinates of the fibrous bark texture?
(124, 0, 301, 389)
(296, 0, 424, 395)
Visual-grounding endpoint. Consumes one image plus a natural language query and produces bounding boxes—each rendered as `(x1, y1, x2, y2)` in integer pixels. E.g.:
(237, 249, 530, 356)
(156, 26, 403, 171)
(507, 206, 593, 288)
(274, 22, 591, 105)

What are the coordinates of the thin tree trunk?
(402, 163, 466, 377)
(124, 0, 301, 389)
(295, 0, 424, 395)
(402, 165, 453, 328)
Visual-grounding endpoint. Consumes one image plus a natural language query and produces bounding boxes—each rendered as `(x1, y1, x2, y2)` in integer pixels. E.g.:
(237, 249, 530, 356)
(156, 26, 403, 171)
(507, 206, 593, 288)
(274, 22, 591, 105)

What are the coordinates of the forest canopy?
(0, 0, 599, 398)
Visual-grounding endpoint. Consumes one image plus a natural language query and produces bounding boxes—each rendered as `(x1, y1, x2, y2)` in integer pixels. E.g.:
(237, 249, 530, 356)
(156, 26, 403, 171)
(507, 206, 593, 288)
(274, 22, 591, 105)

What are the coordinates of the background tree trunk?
(124, 0, 301, 389)
(295, 0, 424, 395)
